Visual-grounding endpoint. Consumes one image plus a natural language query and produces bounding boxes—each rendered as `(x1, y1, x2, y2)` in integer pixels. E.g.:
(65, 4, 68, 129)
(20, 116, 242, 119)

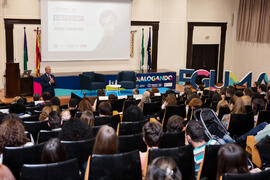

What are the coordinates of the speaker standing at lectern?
(40, 66, 56, 98)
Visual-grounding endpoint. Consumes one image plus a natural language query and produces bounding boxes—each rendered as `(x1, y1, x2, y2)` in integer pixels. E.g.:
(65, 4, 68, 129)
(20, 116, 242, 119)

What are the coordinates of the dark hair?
(58, 118, 93, 141)
(69, 98, 78, 108)
(243, 88, 254, 97)
(41, 138, 67, 164)
(186, 120, 206, 142)
(9, 103, 26, 114)
(258, 84, 267, 92)
(97, 89, 105, 97)
(80, 110, 94, 127)
(146, 156, 182, 180)
(123, 105, 144, 122)
(33, 93, 41, 101)
(78, 99, 93, 112)
(212, 92, 222, 102)
(42, 92, 51, 101)
(108, 94, 117, 101)
(142, 122, 163, 147)
(0, 119, 29, 153)
(217, 143, 249, 179)
(166, 115, 184, 133)
(98, 102, 112, 116)
(226, 87, 235, 97)
(93, 125, 118, 154)
(50, 96, 60, 106)
(252, 94, 265, 114)
(2, 113, 21, 123)
(48, 111, 61, 129)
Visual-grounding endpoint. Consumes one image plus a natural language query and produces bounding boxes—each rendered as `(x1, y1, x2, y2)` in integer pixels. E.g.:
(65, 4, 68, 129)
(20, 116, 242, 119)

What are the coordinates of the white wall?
(231, 0, 270, 81)
(0, 0, 188, 89)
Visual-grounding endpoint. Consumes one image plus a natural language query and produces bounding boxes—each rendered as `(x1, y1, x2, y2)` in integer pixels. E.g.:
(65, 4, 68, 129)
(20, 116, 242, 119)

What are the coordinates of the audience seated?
(48, 111, 62, 130)
(39, 106, 52, 121)
(138, 91, 151, 111)
(225, 86, 235, 101)
(243, 88, 254, 97)
(41, 138, 67, 164)
(146, 156, 182, 180)
(80, 110, 95, 127)
(185, 120, 219, 178)
(50, 96, 61, 106)
(222, 96, 246, 128)
(258, 84, 267, 99)
(42, 92, 52, 106)
(166, 115, 184, 133)
(0, 119, 33, 163)
(78, 98, 94, 112)
(51, 105, 60, 114)
(161, 94, 177, 110)
(58, 118, 93, 141)
(68, 98, 79, 117)
(217, 143, 260, 179)
(61, 110, 71, 121)
(0, 164, 15, 180)
(123, 105, 144, 122)
(97, 102, 112, 117)
(140, 122, 163, 173)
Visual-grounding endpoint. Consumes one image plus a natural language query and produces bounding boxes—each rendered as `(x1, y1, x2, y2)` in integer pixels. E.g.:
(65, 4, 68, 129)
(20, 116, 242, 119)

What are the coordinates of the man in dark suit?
(40, 66, 56, 97)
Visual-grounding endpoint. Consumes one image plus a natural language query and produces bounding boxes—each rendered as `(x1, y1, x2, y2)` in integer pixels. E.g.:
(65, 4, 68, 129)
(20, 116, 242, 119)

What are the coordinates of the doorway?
(186, 22, 227, 83)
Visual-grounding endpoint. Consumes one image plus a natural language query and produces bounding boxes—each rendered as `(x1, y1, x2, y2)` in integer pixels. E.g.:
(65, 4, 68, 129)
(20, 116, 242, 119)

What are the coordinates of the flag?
(141, 28, 145, 71)
(23, 28, 28, 70)
(35, 28, 41, 77)
(147, 27, 152, 71)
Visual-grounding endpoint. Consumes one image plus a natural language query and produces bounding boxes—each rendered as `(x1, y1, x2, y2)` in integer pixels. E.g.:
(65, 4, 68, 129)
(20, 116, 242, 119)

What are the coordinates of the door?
(192, 44, 219, 84)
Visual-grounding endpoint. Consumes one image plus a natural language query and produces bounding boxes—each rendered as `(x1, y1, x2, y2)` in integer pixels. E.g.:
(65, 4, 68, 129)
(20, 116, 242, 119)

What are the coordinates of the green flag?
(141, 28, 145, 71)
(23, 28, 28, 70)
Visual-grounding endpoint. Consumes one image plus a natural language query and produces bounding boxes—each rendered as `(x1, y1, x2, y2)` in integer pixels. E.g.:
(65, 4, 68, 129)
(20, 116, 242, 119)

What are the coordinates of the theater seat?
(85, 150, 141, 180)
(222, 169, 270, 180)
(20, 158, 80, 180)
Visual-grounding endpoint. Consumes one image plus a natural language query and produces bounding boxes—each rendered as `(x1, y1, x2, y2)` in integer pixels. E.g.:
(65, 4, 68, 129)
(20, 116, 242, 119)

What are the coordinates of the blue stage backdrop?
(34, 71, 176, 90)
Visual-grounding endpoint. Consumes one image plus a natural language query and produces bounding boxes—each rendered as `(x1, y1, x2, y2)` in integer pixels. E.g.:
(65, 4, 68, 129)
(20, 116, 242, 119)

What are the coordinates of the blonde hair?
(39, 106, 52, 121)
(216, 100, 229, 115)
(241, 95, 251, 106)
(231, 97, 246, 114)
(165, 94, 177, 106)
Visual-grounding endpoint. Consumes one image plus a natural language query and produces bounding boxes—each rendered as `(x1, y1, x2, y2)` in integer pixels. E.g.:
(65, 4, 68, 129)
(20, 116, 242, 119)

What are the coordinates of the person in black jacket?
(40, 66, 56, 97)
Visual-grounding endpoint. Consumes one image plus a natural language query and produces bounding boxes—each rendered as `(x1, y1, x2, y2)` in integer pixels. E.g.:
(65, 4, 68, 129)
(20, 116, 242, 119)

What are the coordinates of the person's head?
(98, 102, 112, 116)
(97, 89, 105, 97)
(51, 105, 60, 114)
(258, 84, 267, 93)
(2, 113, 21, 123)
(8, 103, 26, 114)
(80, 110, 95, 127)
(141, 91, 151, 103)
(166, 115, 184, 133)
(58, 118, 93, 141)
(185, 120, 206, 146)
(39, 106, 52, 121)
(142, 122, 163, 147)
(13, 96, 25, 104)
(146, 156, 182, 180)
(132, 88, 139, 95)
(226, 87, 235, 98)
(230, 97, 246, 114)
(266, 91, 270, 103)
(42, 92, 51, 101)
(243, 88, 254, 97)
(165, 94, 177, 106)
(184, 86, 192, 97)
(151, 87, 160, 94)
(0, 119, 29, 153)
(217, 143, 249, 179)
(50, 96, 60, 106)
(212, 92, 222, 102)
(0, 164, 15, 180)
(188, 98, 203, 109)
(216, 100, 229, 114)
(61, 110, 71, 121)
(68, 98, 78, 109)
(41, 138, 67, 164)
(33, 93, 41, 101)
(78, 99, 93, 112)
(48, 111, 62, 129)
(45, 66, 51, 75)
(93, 125, 118, 154)
(123, 105, 144, 122)
(108, 94, 117, 102)
(252, 93, 265, 114)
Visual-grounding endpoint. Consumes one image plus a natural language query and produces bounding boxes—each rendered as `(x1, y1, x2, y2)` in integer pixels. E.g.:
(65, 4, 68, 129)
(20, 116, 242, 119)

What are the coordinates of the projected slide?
(41, 0, 131, 61)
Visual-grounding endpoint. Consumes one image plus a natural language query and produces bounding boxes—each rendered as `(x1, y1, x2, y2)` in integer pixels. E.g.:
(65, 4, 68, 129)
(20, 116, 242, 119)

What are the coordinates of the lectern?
(5, 63, 34, 98)
(6, 63, 20, 98)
